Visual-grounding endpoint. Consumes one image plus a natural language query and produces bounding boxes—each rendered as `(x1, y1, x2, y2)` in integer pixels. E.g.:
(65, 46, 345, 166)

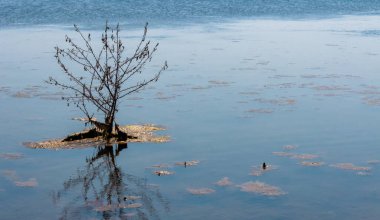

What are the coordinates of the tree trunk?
(105, 115, 114, 140)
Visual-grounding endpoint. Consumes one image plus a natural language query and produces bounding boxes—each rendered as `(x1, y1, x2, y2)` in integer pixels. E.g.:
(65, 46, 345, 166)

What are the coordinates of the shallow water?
(1, 14, 380, 219)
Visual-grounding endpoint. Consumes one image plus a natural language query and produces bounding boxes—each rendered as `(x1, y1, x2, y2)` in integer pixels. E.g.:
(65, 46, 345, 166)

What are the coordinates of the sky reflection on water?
(1, 16, 380, 219)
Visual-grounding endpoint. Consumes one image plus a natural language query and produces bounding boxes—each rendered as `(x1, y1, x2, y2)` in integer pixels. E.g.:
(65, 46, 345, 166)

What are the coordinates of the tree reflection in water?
(53, 144, 169, 220)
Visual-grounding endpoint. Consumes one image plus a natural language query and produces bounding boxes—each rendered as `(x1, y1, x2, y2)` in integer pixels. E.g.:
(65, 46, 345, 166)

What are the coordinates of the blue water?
(2, 0, 380, 27)
(1, 1, 380, 220)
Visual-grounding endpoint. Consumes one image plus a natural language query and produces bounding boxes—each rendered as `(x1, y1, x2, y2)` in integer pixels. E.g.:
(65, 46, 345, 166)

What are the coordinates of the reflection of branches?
(54, 144, 169, 220)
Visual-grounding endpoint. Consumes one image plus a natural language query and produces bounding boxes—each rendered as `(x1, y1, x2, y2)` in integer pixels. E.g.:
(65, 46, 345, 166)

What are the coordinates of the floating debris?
(24, 124, 170, 149)
(215, 177, 233, 186)
(187, 188, 215, 195)
(300, 161, 324, 167)
(330, 163, 371, 171)
(0, 153, 23, 160)
(282, 145, 297, 150)
(153, 170, 174, 176)
(14, 178, 38, 187)
(237, 181, 286, 196)
(175, 160, 200, 167)
(119, 203, 143, 209)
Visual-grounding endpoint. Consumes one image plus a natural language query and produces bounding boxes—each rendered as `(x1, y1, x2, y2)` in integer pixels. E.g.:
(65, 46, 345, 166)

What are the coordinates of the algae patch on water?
(24, 124, 170, 149)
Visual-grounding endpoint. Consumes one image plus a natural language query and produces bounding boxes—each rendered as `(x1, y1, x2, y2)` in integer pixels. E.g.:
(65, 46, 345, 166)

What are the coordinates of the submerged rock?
(150, 164, 171, 169)
(330, 163, 371, 171)
(215, 177, 233, 186)
(0, 153, 23, 160)
(273, 151, 319, 160)
(291, 154, 319, 160)
(174, 160, 200, 167)
(1, 170, 38, 187)
(1, 170, 17, 181)
(14, 178, 38, 187)
(250, 164, 277, 176)
(237, 181, 286, 196)
(187, 188, 215, 195)
(300, 161, 325, 167)
(272, 151, 295, 157)
(153, 170, 174, 176)
(24, 124, 170, 149)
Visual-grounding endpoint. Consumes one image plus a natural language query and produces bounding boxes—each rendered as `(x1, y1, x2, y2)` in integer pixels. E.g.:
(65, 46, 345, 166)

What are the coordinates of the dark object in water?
(262, 162, 267, 170)
(62, 124, 137, 142)
(115, 123, 128, 141)
(62, 128, 102, 142)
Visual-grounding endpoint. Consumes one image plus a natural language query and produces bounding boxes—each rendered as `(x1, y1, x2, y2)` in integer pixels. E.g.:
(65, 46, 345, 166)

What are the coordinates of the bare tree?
(47, 22, 167, 140)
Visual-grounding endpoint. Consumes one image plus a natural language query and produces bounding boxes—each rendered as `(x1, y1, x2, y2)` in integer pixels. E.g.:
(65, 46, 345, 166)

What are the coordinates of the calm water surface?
(1, 11, 380, 220)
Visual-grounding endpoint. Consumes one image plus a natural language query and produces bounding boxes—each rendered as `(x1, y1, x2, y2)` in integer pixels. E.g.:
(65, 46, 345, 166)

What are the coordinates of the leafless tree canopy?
(47, 22, 167, 139)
